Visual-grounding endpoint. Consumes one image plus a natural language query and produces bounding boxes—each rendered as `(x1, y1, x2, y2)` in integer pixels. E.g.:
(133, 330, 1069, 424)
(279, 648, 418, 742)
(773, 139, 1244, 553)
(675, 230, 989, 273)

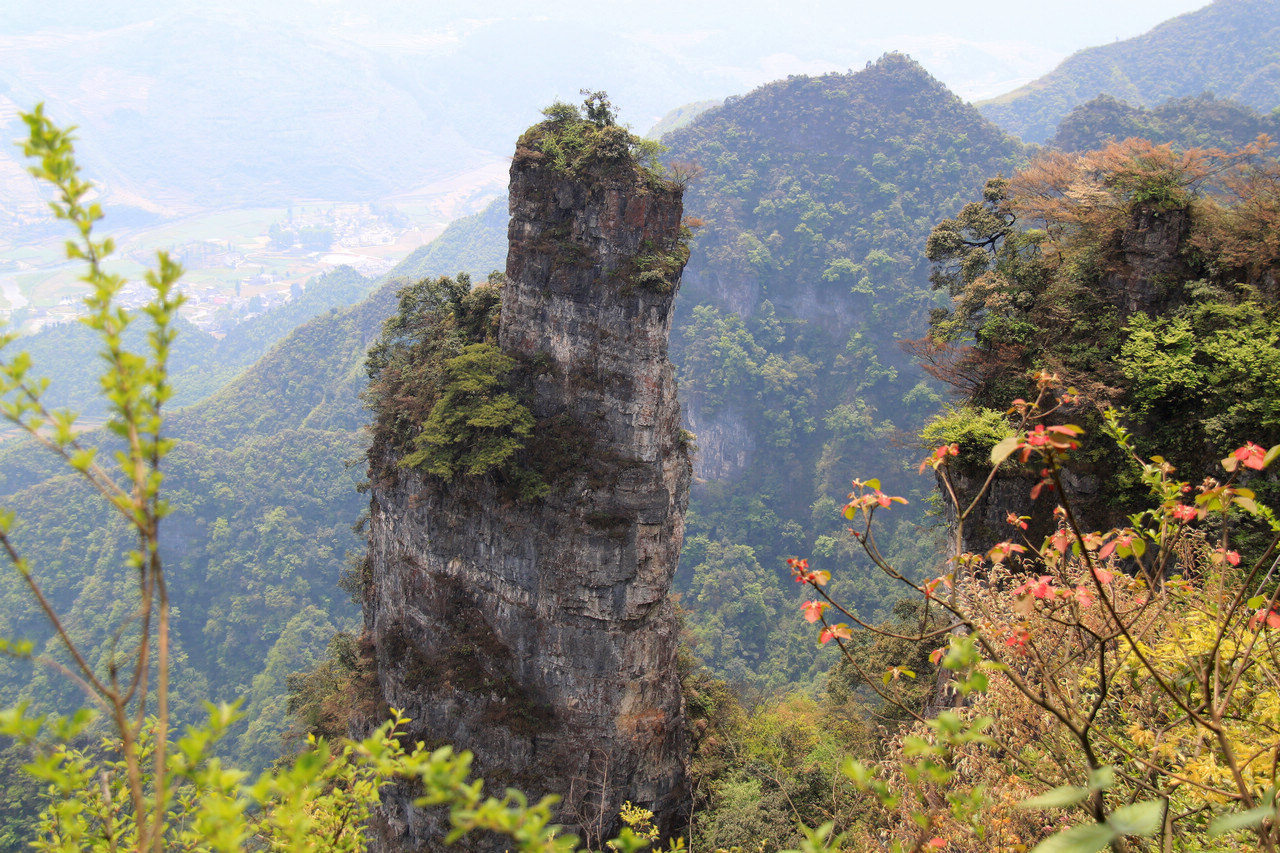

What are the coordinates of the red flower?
(1234, 442, 1267, 471)
(1170, 504, 1198, 522)
(1014, 575, 1055, 599)
(819, 623, 852, 644)
(1005, 629, 1031, 653)
(988, 541, 1027, 564)
(918, 443, 960, 474)
(1250, 609, 1280, 630)
(922, 575, 952, 599)
(801, 600, 826, 623)
(1049, 529, 1071, 554)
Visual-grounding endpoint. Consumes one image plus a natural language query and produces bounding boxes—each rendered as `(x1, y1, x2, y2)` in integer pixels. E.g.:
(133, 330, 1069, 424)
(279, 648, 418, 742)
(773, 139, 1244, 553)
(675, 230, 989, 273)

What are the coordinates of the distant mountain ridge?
(979, 0, 1280, 143)
(1050, 92, 1280, 152)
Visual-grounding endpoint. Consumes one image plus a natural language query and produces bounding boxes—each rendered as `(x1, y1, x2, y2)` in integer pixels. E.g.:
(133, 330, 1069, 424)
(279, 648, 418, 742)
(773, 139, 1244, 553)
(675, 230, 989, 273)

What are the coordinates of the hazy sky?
(0, 0, 1220, 231)
(2, 0, 1213, 99)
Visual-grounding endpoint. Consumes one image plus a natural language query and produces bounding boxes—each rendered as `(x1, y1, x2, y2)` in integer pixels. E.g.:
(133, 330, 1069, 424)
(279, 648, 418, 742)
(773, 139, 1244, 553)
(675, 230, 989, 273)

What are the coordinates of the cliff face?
(363, 119, 691, 848)
(942, 203, 1194, 559)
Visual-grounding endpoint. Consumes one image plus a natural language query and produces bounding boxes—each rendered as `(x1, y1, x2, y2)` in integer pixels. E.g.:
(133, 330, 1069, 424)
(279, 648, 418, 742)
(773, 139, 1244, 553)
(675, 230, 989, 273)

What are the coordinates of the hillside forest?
(4, 1, 1280, 850)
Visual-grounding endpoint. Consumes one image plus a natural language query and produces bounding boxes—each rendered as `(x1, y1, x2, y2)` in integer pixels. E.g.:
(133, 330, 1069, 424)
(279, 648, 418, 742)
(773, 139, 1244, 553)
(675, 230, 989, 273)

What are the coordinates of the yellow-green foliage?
(2, 706, 573, 853)
(789, 377, 1280, 852)
(518, 93, 672, 190)
(919, 406, 1013, 467)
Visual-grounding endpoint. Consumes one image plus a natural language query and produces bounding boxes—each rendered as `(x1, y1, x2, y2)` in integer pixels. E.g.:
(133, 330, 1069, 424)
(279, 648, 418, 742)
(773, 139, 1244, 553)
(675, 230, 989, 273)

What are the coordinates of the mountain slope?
(979, 0, 1280, 143)
(662, 53, 1025, 686)
(384, 197, 508, 284)
(0, 54, 1027, 762)
(10, 265, 375, 420)
(0, 235, 462, 771)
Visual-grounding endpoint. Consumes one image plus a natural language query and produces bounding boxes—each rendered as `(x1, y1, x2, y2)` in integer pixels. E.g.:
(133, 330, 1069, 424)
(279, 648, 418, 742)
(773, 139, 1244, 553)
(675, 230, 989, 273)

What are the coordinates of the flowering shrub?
(793, 373, 1280, 852)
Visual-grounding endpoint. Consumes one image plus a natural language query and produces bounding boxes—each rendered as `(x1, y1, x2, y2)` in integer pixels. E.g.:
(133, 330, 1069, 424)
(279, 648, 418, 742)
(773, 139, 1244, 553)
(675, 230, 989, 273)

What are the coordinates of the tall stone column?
(364, 116, 691, 849)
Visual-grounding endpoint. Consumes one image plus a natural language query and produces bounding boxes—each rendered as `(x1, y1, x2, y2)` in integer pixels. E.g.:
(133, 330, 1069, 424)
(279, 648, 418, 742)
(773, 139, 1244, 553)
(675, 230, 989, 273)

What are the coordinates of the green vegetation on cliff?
(924, 136, 1280, 542)
(364, 272, 543, 491)
(516, 92, 669, 187)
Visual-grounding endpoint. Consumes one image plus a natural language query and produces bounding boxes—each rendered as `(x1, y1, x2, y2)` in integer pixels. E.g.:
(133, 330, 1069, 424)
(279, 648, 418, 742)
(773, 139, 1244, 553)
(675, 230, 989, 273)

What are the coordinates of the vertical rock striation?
(363, 115, 691, 849)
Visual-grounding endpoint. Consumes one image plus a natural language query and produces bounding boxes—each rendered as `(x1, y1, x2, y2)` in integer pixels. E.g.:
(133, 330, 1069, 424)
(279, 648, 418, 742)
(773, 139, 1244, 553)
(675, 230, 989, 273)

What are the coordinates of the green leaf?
(1208, 804, 1277, 838)
(1019, 785, 1089, 809)
(1264, 444, 1280, 469)
(841, 759, 871, 786)
(1234, 497, 1260, 515)
(1107, 800, 1164, 836)
(1249, 595, 1267, 609)
(1031, 822, 1115, 853)
(991, 435, 1021, 466)
(1087, 766, 1114, 792)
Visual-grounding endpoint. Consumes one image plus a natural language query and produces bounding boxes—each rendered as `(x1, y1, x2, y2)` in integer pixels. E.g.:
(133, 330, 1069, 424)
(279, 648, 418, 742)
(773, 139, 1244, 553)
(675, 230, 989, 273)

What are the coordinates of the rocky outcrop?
(684, 405, 755, 482)
(942, 203, 1191, 559)
(938, 465, 1106, 559)
(363, 118, 691, 849)
(1108, 204, 1192, 318)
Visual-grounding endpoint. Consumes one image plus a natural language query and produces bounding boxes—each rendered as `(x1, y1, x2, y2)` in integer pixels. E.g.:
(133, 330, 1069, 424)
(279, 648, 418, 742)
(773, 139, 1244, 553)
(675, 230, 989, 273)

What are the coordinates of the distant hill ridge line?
(977, 0, 1280, 143)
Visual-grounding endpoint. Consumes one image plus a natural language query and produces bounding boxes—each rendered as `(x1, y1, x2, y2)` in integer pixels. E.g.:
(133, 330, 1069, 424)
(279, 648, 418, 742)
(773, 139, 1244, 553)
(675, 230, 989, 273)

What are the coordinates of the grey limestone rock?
(363, 122, 691, 850)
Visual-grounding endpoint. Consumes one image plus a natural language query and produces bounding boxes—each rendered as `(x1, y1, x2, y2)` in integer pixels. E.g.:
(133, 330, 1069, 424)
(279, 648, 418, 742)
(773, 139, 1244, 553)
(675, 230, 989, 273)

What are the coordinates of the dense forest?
(1051, 92, 1280, 153)
(661, 53, 1024, 690)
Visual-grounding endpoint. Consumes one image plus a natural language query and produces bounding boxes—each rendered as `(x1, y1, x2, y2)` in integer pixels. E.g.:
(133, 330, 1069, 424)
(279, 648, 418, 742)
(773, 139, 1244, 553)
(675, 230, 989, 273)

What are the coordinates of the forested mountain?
(7, 10, 1280, 844)
(645, 99, 722, 139)
(0, 225, 488, 777)
(1049, 92, 1280, 152)
(979, 0, 1280, 143)
(660, 54, 1024, 688)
